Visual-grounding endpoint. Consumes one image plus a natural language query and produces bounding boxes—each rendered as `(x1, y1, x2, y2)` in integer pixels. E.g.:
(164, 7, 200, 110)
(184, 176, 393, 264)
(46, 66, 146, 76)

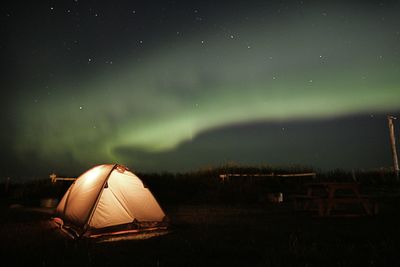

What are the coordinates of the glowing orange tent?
(53, 164, 167, 238)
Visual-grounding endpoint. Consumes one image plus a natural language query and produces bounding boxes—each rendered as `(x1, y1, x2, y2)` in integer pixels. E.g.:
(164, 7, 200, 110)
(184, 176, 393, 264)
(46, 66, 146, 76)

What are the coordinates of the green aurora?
(5, 2, 400, 173)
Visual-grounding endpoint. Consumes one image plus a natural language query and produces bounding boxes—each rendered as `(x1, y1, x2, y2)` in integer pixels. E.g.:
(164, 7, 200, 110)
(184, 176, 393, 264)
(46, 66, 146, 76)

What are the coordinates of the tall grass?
(1, 164, 398, 207)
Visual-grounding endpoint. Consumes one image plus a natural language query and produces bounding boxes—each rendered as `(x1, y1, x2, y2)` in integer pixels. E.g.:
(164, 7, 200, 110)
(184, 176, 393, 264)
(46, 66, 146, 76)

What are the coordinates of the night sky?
(1, 0, 400, 178)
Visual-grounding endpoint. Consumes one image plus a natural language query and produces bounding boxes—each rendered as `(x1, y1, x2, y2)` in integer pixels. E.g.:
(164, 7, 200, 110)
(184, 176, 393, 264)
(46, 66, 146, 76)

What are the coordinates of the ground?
(1, 200, 400, 267)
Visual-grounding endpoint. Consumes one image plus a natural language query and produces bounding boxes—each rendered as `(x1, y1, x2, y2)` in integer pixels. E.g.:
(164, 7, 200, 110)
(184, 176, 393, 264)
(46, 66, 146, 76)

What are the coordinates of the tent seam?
(108, 184, 135, 221)
(83, 164, 117, 236)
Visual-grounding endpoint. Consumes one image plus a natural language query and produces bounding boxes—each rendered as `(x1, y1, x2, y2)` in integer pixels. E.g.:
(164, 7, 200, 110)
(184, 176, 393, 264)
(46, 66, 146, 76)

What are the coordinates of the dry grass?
(1, 168, 400, 266)
(1, 201, 400, 266)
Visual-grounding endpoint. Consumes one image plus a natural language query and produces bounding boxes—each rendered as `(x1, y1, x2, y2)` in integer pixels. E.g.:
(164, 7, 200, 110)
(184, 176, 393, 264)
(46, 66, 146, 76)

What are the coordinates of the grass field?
(1, 169, 400, 266)
(1, 199, 400, 267)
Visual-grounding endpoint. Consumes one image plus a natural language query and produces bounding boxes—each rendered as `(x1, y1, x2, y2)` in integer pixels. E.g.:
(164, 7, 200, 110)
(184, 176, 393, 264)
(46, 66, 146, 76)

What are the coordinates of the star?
(4, 0, 400, 175)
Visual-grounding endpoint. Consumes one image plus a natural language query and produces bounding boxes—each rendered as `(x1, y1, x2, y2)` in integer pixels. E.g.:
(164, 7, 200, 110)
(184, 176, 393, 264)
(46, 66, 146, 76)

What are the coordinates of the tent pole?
(81, 164, 118, 237)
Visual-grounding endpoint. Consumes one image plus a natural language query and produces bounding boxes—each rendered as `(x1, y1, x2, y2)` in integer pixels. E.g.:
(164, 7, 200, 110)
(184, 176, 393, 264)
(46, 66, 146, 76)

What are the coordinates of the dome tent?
(53, 164, 167, 238)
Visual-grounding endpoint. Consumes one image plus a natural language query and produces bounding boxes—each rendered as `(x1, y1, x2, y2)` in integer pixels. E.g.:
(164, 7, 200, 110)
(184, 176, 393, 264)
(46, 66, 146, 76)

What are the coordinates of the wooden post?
(50, 173, 57, 183)
(5, 177, 10, 193)
(387, 115, 399, 179)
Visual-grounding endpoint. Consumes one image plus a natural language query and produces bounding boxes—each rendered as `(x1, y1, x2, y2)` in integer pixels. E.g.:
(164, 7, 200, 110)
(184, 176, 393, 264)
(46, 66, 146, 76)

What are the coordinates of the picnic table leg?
(325, 189, 336, 216)
(355, 188, 372, 215)
(361, 199, 372, 215)
(317, 199, 325, 216)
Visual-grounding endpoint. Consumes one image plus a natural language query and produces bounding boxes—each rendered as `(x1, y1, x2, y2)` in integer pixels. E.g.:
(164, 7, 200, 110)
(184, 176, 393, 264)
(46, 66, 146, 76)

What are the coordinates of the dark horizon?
(2, 110, 400, 181)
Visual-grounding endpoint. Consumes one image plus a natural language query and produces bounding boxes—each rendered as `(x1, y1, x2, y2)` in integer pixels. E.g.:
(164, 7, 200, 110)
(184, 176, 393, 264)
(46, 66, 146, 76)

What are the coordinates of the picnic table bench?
(292, 182, 378, 217)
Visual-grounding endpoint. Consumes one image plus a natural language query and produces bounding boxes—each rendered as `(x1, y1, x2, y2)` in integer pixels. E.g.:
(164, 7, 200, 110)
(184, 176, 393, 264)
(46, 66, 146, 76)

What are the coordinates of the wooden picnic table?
(293, 182, 375, 217)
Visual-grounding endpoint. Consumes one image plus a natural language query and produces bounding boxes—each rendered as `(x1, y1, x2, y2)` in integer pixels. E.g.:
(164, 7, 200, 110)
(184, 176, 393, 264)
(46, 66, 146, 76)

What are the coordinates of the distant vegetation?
(0, 164, 398, 207)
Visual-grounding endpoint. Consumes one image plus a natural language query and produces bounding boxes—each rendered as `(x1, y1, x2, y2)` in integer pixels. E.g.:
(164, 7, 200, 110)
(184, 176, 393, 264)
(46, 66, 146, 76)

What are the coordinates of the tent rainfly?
(53, 164, 167, 238)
